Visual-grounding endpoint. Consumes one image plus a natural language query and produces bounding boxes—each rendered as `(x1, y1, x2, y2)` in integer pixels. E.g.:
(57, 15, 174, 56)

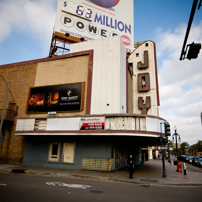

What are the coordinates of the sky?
(0, 0, 201, 145)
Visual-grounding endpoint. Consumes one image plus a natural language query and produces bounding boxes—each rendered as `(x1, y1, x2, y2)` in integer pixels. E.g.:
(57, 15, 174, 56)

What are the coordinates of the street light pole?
(172, 126, 181, 172)
(160, 122, 167, 178)
(0, 74, 15, 146)
(162, 150, 167, 178)
(0, 81, 10, 141)
(175, 129, 178, 160)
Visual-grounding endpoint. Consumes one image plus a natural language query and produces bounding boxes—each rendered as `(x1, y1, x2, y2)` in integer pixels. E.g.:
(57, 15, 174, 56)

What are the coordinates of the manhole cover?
(90, 190, 103, 193)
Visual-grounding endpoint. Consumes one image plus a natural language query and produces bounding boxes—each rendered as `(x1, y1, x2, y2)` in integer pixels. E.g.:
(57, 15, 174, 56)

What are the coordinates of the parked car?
(197, 158, 202, 167)
(178, 155, 188, 162)
(188, 156, 193, 164)
(192, 157, 200, 165)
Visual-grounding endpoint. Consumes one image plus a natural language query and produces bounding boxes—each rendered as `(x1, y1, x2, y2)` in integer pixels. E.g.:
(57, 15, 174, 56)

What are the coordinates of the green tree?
(180, 142, 189, 155)
(189, 140, 202, 155)
(197, 140, 202, 152)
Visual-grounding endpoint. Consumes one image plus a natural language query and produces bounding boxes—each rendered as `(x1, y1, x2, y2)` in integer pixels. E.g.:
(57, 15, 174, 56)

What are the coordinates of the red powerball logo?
(121, 35, 131, 46)
(89, 0, 120, 8)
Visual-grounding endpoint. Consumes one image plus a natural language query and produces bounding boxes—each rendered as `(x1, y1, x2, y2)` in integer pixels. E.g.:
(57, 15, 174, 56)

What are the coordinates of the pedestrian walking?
(128, 154, 135, 179)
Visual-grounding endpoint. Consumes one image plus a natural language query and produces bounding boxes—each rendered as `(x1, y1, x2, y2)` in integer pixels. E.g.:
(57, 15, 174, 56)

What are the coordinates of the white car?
(188, 156, 193, 164)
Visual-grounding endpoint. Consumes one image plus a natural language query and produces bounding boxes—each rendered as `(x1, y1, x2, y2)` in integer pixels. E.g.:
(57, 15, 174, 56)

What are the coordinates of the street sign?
(158, 146, 167, 150)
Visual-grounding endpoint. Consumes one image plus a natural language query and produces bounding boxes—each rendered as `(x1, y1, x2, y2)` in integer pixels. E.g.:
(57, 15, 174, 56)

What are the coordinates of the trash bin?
(178, 163, 182, 172)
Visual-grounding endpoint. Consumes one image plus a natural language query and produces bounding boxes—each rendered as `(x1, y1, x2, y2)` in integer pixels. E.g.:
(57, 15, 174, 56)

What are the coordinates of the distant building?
(0, 36, 167, 170)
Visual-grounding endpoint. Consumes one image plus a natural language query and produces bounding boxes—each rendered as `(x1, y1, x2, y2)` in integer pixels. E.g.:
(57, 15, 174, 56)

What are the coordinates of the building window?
(63, 142, 76, 164)
(48, 142, 61, 162)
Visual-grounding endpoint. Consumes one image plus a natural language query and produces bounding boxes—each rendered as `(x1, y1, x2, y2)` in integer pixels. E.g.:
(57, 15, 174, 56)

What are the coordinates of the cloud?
(156, 21, 202, 145)
(0, 0, 56, 46)
(178, 101, 202, 117)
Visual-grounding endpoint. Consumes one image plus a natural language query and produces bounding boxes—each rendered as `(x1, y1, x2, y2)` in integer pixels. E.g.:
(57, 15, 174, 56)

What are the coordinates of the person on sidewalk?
(128, 154, 135, 179)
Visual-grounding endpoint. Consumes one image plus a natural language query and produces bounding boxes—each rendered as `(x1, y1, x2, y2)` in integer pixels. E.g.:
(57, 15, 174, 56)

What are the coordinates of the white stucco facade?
(70, 36, 127, 114)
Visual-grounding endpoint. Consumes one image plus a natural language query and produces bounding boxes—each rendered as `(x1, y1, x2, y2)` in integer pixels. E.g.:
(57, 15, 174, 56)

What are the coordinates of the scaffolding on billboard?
(49, 31, 86, 57)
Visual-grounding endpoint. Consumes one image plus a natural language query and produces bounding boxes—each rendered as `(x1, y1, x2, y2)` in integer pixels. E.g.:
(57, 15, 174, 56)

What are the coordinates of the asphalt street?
(0, 173, 201, 202)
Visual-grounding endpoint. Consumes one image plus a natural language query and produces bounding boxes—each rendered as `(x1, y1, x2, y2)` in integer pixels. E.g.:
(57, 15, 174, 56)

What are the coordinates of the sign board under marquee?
(80, 117, 105, 130)
(27, 82, 85, 113)
(173, 143, 181, 149)
(46, 116, 104, 131)
(54, 0, 134, 51)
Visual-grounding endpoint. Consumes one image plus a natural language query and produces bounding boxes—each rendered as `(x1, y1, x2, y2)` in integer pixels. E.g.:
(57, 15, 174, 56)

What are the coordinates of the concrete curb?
(1, 167, 202, 187)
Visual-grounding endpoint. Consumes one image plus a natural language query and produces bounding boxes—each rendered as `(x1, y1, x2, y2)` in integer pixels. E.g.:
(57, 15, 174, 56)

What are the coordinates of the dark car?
(178, 155, 188, 162)
(192, 157, 200, 165)
(197, 158, 202, 167)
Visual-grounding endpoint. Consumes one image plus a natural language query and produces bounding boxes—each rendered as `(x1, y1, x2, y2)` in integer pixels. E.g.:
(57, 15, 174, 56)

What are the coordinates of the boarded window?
(63, 142, 76, 164)
(48, 143, 61, 162)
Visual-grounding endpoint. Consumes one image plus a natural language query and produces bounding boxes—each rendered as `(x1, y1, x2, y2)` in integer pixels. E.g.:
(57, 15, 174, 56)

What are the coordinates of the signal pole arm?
(179, 0, 199, 60)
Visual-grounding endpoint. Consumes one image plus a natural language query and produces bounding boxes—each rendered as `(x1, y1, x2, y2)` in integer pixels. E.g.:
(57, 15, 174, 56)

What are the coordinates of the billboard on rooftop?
(54, 0, 134, 51)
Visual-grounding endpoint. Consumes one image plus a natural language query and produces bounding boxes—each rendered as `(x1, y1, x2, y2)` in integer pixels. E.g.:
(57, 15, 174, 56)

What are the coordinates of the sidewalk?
(0, 159, 202, 186)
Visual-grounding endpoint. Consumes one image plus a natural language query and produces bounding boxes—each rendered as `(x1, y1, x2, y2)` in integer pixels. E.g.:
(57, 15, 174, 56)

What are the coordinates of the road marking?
(0, 183, 7, 186)
(45, 182, 91, 189)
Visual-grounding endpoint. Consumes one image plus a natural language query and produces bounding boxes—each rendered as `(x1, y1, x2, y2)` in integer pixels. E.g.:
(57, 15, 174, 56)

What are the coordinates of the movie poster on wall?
(27, 82, 85, 113)
(54, 0, 134, 51)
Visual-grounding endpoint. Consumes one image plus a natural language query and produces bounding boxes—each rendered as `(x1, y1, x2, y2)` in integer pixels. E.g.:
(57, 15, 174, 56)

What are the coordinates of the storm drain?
(12, 169, 26, 174)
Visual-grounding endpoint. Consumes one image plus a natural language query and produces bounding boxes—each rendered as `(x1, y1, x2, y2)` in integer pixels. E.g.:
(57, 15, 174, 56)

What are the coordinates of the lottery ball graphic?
(90, 0, 120, 8)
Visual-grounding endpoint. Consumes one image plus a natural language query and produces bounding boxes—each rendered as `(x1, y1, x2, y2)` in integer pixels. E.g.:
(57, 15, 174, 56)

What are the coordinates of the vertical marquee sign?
(54, 0, 134, 51)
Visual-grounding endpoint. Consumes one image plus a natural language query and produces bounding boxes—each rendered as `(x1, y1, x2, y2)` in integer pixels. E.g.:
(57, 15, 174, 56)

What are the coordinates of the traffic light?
(164, 123, 171, 136)
(159, 137, 164, 143)
(164, 137, 168, 144)
(186, 42, 201, 60)
(158, 137, 168, 145)
(159, 137, 164, 144)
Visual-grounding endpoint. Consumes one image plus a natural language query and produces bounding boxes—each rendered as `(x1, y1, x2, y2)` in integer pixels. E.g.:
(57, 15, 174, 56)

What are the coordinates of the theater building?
(0, 36, 167, 171)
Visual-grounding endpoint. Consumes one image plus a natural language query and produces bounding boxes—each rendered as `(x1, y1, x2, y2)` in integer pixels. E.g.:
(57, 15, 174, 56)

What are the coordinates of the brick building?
(0, 36, 167, 171)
